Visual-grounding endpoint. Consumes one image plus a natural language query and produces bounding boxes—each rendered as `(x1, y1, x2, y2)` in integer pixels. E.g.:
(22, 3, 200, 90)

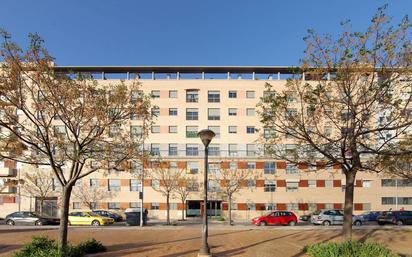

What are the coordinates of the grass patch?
(13, 236, 106, 257)
(303, 241, 400, 257)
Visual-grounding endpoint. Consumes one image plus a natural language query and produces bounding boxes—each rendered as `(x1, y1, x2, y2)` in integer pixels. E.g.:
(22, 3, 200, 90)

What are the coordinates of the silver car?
(311, 209, 363, 226)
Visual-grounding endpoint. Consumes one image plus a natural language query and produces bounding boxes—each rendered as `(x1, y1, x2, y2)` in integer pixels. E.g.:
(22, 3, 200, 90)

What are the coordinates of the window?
(263, 128, 276, 139)
(208, 108, 220, 120)
(228, 91, 237, 98)
(90, 179, 99, 188)
(169, 108, 178, 116)
(228, 108, 237, 116)
(73, 202, 81, 209)
(363, 203, 372, 210)
(381, 179, 396, 187)
(246, 126, 255, 134)
(151, 203, 160, 210)
(247, 202, 256, 210)
(187, 180, 199, 191)
(151, 126, 160, 133)
(247, 179, 256, 188)
(325, 180, 333, 188)
(228, 126, 237, 134)
(264, 180, 276, 192)
(151, 107, 160, 116)
(246, 144, 255, 156)
(108, 179, 121, 192)
(209, 163, 220, 174)
(308, 180, 316, 188)
(208, 180, 220, 192)
(168, 144, 178, 156)
(169, 161, 177, 169)
(362, 180, 372, 188)
(263, 91, 275, 103)
(247, 162, 256, 169)
(286, 182, 298, 192)
(324, 203, 333, 210)
(397, 197, 412, 205)
(151, 90, 160, 99)
(186, 90, 198, 102)
(265, 203, 276, 211)
(150, 144, 160, 155)
(264, 162, 276, 174)
(151, 180, 160, 190)
(286, 91, 297, 103)
(285, 108, 297, 119)
(186, 144, 199, 156)
(53, 179, 62, 191)
(169, 90, 178, 98)
(382, 197, 396, 205)
(169, 203, 178, 210)
(246, 91, 255, 98)
(130, 179, 141, 192)
(186, 126, 198, 138)
(130, 126, 142, 137)
(131, 90, 143, 102)
(130, 112, 140, 120)
(90, 202, 97, 210)
(169, 126, 178, 133)
(324, 126, 332, 136)
(246, 108, 255, 116)
(228, 144, 238, 156)
(208, 91, 220, 103)
(187, 162, 199, 174)
(209, 144, 220, 156)
(231, 202, 238, 210)
(286, 203, 298, 211)
(130, 202, 141, 208)
(54, 125, 66, 136)
(286, 164, 298, 174)
(208, 126, 220, 138)
(186, 108, 198, 120)
(229, 162, 237, 170)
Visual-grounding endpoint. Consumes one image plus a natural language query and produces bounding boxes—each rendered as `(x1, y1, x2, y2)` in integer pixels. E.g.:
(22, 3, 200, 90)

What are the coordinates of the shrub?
(13, 236, 105, 257)
(303, 241, 400, 257)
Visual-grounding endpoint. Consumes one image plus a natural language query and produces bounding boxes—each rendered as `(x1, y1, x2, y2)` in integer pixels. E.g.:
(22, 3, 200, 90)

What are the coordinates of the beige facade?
(1, 66, 411, 220)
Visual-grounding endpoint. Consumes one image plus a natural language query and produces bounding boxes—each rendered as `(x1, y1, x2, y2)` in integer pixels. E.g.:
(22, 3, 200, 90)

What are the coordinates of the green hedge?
(303, 241, 400, 257)
(14, 237, 106, 257)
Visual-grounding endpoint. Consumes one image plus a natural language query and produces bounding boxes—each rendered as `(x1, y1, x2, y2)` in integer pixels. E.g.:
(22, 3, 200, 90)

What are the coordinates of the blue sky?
(0, 1, 410, 66)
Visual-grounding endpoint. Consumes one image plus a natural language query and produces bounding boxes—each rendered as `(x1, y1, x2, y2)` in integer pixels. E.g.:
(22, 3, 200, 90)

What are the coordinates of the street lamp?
(197, 129, 215, 257)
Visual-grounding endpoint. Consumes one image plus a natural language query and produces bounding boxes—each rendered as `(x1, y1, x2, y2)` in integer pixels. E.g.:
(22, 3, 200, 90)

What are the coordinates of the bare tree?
(20, 171, 55, 215)
(150, 162, 185, 225)
(259, 6, 411, 240)
(72, 184, 116, 210)
(211, 163, 256, 225)
(378, 136, 412, 178)
(175, 175, 197, 221)
(0, 32, 152, 247)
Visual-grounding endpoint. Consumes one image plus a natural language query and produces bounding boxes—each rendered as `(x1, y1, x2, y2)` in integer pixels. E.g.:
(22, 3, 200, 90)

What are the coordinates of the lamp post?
(197, 129, 215, 257)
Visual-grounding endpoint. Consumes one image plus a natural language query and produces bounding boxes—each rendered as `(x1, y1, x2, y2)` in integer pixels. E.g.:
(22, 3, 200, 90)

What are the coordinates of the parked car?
(93, 210, 123, 222)
(377, 211, 412, 225)
(68, 211, 114, 226)
(356, 211, 382, 224)
(311, 209, 366, 226)
(251, 211, 298, 226)
(299, 212, 314, 222)
(5, 212, 60, 226)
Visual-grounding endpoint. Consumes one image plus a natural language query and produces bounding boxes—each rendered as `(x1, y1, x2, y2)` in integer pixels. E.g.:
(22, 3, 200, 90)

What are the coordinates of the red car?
(251, 211, 298, 226)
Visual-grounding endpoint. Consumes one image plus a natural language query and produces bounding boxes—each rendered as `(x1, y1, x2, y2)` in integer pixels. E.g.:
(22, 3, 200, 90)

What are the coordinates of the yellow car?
(68, 211, 114, 226)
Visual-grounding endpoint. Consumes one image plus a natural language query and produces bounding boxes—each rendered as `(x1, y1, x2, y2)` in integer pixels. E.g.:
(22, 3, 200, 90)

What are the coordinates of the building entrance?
(186, 200, 222, 217)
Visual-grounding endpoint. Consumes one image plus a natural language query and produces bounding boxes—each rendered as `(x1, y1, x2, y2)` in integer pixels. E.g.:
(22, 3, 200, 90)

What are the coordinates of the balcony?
(0, 168, 17, 177)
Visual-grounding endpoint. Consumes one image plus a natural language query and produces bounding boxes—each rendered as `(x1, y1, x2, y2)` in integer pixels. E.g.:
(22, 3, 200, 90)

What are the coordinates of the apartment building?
(1, 66, 411, 220)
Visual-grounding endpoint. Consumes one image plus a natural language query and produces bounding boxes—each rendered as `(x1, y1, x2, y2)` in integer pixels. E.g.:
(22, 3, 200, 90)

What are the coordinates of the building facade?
(1, 66, 411, 220)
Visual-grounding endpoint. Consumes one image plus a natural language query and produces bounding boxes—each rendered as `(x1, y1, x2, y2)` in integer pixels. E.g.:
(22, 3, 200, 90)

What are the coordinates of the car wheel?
(288, 221, 296, 226)
(396, 220, 404, 226)
(91, 220, 101, 226)
(6, 220, 15, 226)
(35, 220, 43, 226)
(354, 220, 362, 226)
(322, 220, 331, 226)
(259, 221, 267, 226)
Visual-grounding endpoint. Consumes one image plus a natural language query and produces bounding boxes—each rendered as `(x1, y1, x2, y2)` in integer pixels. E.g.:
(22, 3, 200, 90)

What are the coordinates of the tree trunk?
(343, 171, 356, 241)
(40, 198, 44, 216)
(58, 185, 73, 248)
(181, 199, 185, 221)
(228, 197, 232, 225)
(166, 194, 170, 225)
